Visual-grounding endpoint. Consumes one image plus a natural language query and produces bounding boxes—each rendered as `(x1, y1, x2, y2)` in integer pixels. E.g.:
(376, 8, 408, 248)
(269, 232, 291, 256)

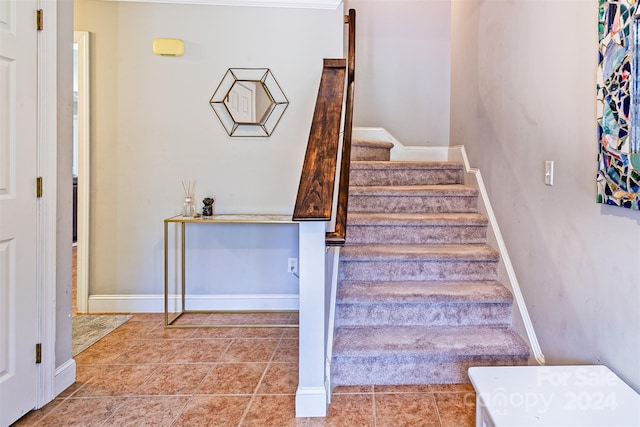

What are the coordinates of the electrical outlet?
(287, 258, 298, 274)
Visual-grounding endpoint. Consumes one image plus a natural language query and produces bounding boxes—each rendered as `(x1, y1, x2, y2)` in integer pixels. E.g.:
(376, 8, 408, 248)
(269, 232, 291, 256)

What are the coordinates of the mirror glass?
(210, 68, 288, 137)
(224, 81, 274, 124)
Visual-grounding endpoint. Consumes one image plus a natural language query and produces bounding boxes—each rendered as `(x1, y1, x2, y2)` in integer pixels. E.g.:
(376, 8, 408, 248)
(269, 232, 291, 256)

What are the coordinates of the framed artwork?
(597, 0, 640, 210)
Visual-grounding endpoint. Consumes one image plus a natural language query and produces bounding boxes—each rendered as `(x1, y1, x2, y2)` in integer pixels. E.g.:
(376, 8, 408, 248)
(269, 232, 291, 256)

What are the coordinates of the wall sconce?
(152, 38, 184, 57)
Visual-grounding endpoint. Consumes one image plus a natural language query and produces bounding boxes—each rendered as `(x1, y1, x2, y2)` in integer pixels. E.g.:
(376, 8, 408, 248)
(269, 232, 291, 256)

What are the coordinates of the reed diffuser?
(181, 180, 198, 217)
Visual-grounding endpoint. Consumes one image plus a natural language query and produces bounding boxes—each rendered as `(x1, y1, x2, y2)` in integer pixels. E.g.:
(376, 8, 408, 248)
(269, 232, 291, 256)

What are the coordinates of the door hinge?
(36, 177, 43, 198)
(35, 343, 42, 364)
(36, 9, 43, 31)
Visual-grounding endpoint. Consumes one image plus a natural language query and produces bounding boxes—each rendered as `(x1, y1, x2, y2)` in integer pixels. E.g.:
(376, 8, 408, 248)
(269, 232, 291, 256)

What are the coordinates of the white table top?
(468, 365, 640, 426)
(165, 214, 295, 224)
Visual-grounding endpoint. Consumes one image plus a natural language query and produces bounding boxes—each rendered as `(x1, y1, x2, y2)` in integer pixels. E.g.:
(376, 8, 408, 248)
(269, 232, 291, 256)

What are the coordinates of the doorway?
(73, 31, 90, 314)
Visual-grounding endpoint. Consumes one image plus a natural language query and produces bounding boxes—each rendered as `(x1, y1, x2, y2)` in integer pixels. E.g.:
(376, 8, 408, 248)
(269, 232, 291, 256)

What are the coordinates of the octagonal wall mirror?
(210, 68, 289, 137)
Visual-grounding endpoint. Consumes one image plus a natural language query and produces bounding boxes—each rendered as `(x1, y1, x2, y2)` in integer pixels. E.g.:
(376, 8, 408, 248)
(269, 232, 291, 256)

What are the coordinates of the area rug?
(72, 314, 132, 356)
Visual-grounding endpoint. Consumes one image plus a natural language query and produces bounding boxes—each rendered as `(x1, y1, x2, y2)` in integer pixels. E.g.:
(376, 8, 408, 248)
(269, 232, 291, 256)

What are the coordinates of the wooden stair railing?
(293, 9, 356, 247)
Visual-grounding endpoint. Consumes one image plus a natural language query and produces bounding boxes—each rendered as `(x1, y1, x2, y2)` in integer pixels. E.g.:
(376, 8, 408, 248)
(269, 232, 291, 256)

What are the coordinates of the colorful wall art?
(597, 0, 640, 210)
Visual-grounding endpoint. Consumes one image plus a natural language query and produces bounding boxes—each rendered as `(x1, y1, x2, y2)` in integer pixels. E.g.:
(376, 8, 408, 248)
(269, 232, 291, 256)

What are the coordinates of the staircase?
(331, 138, 530, 386)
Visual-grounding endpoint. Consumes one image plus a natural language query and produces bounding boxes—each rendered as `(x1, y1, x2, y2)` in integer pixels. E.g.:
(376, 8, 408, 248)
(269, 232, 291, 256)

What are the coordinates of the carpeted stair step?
(350, 161, 463, 186)
(336, 280, 513, 327)
(331, 325, 530, 385)
(346, 212, 488, 244)
(348, 185, 479, 213)
(351, 138, 395, 161)
(338, 244, 499, 281)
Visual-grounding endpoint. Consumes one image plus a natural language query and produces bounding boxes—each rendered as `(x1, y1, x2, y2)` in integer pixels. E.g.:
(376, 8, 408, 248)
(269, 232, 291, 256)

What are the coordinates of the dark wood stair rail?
(293, 9, 356, 247)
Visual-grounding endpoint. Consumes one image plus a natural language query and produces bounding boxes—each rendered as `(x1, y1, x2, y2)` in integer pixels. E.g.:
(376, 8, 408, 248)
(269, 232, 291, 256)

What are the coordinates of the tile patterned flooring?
(12, 312, 476, 426)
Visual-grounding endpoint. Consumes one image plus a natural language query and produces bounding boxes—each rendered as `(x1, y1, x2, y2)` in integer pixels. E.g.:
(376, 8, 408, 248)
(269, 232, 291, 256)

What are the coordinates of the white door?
(225, 81, 256, 123)
(0, 0, 39, 425)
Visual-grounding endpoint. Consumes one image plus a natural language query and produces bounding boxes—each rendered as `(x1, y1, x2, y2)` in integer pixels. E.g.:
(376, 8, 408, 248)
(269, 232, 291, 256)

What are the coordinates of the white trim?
(295, 387, 328, 417)
(324, 246, 340, 404)
(87, 293, 300, 313)
(74, 31, 90, 314)
(356, 127, 546, 366)
(97, 0, 343, 9)
(54, 359, 76, 396)
(36, 0, 58, 408)
(453, 145, 545, 365)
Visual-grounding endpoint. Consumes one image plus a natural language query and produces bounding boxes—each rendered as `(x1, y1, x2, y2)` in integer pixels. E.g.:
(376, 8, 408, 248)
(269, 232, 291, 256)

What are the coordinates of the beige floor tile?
(374, 393, 439, 427)
(257, 363, 298, 395)
(241, 395, 307, 426)
(143, 324, 197, 339)
(197, 363, 267, 395)
(307, 393, 373, 427)
(114, 339, 183, 364)
(102, 396, 190, 426)
(332, 385, 373, 394)
(375, 384, 432, 394)
(136, 364, 212, 395)
(73, 337, 136, 365)
(36, 397, 126, 427)
(167, 339, 232, 363)
(428, 383, 475, 393)
(220, 339, 279, 363)
(73, 365, 158, 397)
(172, 395, 251, 427)
(273, 338, 298, 363)
(434, 392, 476, 427)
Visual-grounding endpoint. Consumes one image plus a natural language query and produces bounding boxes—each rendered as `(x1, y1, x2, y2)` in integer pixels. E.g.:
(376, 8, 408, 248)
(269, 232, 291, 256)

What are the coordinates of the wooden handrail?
(293, 9, 356, 247)
(292, 59, 347, 221)
(326, 9, 356, 246)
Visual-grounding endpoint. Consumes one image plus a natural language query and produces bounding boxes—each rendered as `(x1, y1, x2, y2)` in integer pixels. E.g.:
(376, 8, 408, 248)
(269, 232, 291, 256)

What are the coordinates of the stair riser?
(346, 225, 487, 245)
(350, 169, 463, 186)
(331, 356, 528, 386)
(351, 146, 391, 161)
(349, 195, 478, 214)
(336, 303, 513, 327)
(338, 260, 498, 282)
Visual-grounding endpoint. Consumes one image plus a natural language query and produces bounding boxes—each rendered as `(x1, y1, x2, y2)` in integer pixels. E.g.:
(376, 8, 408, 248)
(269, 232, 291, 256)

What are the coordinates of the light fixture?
(152, 38, 185, 57)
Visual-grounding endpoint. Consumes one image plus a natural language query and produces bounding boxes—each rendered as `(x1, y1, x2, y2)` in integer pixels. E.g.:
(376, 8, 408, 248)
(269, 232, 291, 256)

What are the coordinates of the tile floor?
(12, 312, 477, 426)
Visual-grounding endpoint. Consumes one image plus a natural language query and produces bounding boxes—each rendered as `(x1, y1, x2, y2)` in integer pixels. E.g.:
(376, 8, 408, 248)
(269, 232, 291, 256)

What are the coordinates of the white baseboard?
(54, 358, 76, 397)
(295, 386, 328, 417)
(87, 293, 299, 313)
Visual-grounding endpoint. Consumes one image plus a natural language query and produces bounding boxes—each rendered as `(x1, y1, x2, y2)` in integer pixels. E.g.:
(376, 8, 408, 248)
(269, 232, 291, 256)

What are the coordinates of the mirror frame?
(210, 68, 289, 137)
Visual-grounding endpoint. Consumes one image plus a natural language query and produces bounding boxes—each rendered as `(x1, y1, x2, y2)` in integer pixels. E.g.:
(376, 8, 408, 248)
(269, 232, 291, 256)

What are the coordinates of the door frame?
(74, 30, 90, 314)
(36, 0, 59, 407)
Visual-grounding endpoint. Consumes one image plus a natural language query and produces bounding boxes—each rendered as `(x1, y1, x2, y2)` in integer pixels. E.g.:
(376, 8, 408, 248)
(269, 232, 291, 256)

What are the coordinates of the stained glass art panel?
(597, 0, 640, 210)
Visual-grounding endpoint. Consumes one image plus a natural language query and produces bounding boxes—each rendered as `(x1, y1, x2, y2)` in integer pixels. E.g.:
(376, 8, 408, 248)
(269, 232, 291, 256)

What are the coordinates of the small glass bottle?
(182, 196, 196, 217)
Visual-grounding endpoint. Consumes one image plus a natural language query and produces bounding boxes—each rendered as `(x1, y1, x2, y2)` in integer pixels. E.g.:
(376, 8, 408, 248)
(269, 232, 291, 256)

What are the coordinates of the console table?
(163, 214, 297, 328)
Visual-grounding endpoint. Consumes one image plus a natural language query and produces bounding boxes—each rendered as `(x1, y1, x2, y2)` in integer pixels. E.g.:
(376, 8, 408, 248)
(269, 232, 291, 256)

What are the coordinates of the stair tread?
(333, 325, 529, 358)
(340, 244, 500, 261)
(337, 280, 512, 304)
(350, 184, 478, 196)
(347, 212, 488, 226)
(352, 138, 395, 149)
(351, 161, 463, 170)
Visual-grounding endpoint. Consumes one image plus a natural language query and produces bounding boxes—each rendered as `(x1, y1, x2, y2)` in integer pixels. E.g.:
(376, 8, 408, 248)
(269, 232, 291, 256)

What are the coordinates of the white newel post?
(295, 221, 328, 417)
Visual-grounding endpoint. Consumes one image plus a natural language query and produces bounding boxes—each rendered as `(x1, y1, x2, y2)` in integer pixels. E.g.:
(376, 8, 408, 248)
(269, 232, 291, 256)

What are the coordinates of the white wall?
(74, 1, 344, 301)
(346, 0, 451, 146)
(451, 0, 640, 391)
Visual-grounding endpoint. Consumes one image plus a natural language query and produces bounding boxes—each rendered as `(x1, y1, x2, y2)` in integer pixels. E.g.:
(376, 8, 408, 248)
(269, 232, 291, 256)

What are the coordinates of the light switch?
(545, 161, 554, 186)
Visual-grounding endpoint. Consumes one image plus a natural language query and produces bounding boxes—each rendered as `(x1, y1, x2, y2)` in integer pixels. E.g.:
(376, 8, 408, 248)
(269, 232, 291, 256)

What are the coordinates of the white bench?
(468, 365, 640, 427)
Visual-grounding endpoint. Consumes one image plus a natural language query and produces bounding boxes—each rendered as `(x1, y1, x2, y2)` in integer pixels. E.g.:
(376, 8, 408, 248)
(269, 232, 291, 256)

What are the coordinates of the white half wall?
(451, 0, 640, 391)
